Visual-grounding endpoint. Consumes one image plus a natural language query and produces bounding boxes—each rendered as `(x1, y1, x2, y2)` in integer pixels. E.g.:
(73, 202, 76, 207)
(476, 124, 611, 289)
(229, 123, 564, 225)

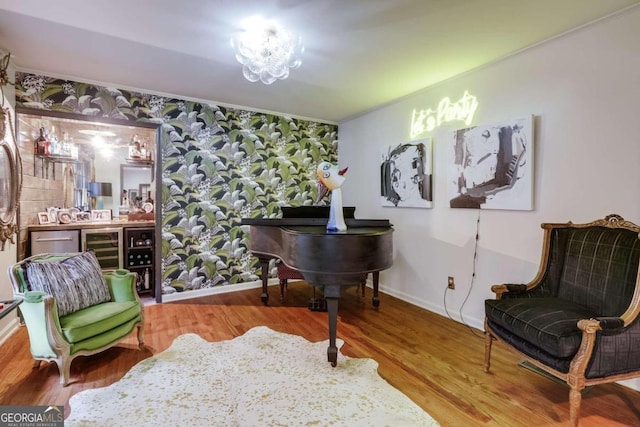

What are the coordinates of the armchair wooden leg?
(57, 357, 72, 387)
(483, 331, 493, 373)
(279, 279, 287, 301)
(569, 388, 581, 427)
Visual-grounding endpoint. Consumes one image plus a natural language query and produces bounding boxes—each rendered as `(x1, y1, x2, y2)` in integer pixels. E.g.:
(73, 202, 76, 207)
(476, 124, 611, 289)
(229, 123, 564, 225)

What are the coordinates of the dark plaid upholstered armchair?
(484, 214, 640, 426)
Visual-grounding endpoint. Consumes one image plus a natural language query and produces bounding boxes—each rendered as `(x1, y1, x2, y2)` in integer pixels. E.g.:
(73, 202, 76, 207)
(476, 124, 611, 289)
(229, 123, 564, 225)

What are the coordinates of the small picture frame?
(58, 210, 72, 224)
(91, 209, 112, 222)
(75, 212, 91, 222)
(47, 207, 58, 223)
(37, 212, 50, 224)
(69, 207, 80, 221)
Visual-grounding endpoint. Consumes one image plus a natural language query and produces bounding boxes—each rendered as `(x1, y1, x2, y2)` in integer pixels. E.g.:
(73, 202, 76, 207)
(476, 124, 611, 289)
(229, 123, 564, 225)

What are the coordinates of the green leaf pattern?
(15, 73, 338, 293)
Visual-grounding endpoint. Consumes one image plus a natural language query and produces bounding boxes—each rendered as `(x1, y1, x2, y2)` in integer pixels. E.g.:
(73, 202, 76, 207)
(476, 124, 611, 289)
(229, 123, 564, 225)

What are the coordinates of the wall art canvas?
(380, 139, 433, 208)
(447, 115, 533, 210)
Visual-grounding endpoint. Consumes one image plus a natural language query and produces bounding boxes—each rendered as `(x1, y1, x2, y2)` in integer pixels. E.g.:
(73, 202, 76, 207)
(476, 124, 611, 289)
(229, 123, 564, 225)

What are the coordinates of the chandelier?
(231, 17, 304, 85)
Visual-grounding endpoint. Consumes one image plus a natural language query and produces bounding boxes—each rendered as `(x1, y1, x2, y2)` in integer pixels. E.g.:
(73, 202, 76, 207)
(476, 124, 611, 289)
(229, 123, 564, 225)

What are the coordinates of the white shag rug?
(66, 326, 439, 427)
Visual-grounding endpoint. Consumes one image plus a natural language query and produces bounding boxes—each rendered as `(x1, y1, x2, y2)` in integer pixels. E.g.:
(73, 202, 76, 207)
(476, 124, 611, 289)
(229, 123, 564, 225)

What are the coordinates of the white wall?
(0, 50, 20, 344)
(339, 6, 640, 386)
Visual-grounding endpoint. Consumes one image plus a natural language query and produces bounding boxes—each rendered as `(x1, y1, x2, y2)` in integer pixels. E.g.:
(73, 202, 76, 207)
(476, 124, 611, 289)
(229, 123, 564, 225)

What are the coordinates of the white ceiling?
(0, 0, 638, 123)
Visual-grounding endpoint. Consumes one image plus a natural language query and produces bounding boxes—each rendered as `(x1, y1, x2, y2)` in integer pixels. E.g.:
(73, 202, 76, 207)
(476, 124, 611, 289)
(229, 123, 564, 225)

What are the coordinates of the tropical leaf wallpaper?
(15, 72, 338, 293)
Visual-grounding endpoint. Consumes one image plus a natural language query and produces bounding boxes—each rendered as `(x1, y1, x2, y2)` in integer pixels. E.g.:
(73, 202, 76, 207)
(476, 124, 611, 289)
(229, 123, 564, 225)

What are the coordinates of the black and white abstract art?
(380, 139, 433, 208)
(448, 115, 533, 210)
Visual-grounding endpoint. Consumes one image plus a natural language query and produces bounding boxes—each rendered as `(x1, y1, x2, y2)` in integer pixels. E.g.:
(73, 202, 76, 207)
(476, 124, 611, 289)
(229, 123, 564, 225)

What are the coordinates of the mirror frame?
(0, 123, 21, 250)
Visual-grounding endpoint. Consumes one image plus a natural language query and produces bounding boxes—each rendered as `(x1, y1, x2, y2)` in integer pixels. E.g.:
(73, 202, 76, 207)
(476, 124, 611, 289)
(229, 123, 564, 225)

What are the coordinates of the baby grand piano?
(241, 206, 393, 366)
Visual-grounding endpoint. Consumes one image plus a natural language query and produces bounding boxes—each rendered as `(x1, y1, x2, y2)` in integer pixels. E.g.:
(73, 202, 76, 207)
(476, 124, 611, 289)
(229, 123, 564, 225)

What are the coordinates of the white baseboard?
(161, 278, 281, 303)
(375, 283, 485, 331)
(168, 276, 486, 331)
(0, 317, 20, 346)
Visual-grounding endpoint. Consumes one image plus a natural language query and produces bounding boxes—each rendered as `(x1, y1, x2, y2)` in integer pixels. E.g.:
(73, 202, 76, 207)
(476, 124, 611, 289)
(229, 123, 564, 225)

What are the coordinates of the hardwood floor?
(1, 281, 639, 426)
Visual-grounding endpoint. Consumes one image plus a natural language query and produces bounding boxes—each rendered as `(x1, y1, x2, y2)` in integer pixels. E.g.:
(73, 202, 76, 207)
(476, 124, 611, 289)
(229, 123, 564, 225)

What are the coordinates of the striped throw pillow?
(25, 252, 111, 317)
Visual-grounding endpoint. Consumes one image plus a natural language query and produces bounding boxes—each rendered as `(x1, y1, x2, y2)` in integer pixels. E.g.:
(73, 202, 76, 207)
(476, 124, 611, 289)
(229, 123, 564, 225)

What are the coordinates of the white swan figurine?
(316, 161, 348, 232)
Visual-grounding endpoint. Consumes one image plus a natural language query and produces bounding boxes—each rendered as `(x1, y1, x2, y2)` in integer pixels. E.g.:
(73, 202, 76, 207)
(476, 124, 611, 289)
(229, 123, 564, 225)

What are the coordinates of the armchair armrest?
(594, 317, 625, 331)
(17, 292, 65, 359)
(104, 269, 138, 302)
(491, 283, 527, 299)
(576, 317, 624, 333)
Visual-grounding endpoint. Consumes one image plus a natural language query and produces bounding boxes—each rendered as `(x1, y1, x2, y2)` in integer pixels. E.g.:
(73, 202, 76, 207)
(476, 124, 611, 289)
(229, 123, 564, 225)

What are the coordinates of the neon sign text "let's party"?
(410, 90, 479, 138)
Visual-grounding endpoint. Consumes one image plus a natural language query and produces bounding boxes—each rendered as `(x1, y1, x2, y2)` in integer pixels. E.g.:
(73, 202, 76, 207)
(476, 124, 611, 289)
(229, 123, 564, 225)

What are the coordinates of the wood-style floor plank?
(1, 282, 639, 426)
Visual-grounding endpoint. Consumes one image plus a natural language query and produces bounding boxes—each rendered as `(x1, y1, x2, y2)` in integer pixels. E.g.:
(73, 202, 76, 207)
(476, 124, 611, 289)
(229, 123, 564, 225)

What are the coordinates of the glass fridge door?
(81, 227, 123, 270)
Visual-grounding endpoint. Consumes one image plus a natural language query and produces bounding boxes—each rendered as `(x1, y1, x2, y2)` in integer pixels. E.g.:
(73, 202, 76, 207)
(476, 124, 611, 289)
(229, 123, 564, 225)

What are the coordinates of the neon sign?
(410, 90, 479, 138)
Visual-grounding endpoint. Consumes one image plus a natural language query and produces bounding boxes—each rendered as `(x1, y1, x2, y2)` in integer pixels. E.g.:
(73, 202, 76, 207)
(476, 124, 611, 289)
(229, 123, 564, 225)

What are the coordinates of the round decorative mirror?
(0, 142, 13, 219)
(0, 52, 23, 249)
(0, 108, 21, 249)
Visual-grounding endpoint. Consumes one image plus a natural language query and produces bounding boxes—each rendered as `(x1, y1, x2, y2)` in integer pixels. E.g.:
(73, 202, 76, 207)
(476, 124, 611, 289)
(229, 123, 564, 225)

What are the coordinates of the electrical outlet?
(447, 276, 455, 290)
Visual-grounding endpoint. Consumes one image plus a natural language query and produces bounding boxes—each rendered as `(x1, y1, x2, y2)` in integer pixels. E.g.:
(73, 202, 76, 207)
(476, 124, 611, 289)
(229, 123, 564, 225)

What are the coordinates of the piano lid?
(242, 218, 391, 228)
(245, 205, 390, 228)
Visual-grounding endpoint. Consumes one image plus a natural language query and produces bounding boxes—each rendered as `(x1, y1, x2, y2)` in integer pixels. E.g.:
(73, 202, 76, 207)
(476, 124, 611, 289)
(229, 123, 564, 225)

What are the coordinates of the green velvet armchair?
(8, 252, 144, 386)
(484, 214, 640, 426)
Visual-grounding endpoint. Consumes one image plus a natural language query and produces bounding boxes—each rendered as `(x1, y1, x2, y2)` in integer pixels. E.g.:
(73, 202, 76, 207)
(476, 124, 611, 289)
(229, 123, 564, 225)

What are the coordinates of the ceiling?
(0, 0, 638, 123)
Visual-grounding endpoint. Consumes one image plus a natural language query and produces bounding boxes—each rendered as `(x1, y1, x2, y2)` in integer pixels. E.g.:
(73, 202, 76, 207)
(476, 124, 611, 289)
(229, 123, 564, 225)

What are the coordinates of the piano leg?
(324, 284, 341, 367)
(258, 256, 271, 305)
(279, 279, 287, 301)
(372, 271, 380, 311)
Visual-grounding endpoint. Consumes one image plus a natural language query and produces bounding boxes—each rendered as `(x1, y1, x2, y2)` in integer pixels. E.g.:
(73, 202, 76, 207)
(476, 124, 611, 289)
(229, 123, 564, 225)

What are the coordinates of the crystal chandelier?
(231, 17, 304, 85)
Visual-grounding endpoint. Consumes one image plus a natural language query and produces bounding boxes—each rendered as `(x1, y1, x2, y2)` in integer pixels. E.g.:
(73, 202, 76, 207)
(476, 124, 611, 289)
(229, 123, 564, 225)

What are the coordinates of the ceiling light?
(91, 135, 105, 146)
(99, 145, 114, 159)
(231, 16, 303, 85)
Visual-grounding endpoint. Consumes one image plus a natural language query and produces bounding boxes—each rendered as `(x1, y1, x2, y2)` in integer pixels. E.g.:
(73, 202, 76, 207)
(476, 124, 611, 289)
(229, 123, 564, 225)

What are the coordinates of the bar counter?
(27, 219, 155, 232)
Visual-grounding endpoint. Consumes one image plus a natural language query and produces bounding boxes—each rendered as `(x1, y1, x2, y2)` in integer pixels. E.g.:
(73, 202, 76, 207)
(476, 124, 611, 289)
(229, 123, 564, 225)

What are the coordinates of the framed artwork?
(37, 212, 50, 224)
(75, 212, 91, 222)
(91, 209, 112, 222)
(447, 115, 534, 210)
(380, 139, 433, 208)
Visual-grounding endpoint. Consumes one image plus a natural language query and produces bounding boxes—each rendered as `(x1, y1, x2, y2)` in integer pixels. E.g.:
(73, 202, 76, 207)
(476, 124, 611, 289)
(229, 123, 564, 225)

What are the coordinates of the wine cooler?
(124, 227, 155, 296)
(81, 228, 123, 270)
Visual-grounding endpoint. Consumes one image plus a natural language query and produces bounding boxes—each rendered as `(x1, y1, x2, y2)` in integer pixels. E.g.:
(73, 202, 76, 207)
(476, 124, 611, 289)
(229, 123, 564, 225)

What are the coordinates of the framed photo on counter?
(75, 212, 91, 222)
(90, 209, 111, 222)
(58, 210, 72, 224)
(47, 207, 58, 223)
(37, 212, 50, 225)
